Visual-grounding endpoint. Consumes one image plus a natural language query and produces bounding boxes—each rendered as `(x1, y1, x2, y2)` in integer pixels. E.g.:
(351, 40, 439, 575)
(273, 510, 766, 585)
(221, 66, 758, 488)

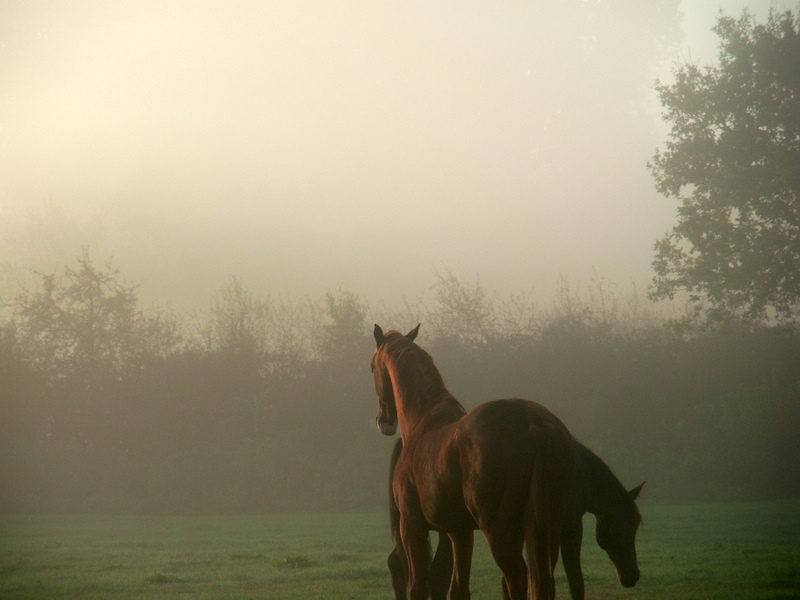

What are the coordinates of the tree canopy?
(649, 9, 800, 322)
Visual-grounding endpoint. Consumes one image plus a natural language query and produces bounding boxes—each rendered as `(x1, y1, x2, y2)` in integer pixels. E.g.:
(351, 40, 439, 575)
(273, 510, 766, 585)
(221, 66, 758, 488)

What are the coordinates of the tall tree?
(13, 248, 182, 382)
(426, 269, 496, 348)
(317, 287, 369, 366)
(649, 9, 800, 322)
(14, 248, 144, 383)
(206, 276, 271, 358)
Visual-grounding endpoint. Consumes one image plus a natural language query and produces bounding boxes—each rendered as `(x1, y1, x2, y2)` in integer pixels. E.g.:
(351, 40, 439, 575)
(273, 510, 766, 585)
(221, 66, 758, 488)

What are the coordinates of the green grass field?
(1, 501, 797, 599)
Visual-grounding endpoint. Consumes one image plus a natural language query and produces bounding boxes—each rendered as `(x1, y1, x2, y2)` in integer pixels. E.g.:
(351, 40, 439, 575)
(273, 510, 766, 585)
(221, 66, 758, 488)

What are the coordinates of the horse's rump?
(456, 398, 573, 526)
(456, 398, 575, 599)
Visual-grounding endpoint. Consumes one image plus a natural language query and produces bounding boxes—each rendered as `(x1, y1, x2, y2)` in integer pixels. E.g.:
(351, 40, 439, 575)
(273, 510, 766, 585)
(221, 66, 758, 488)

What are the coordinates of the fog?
(0, 0, 774, 310)
(2, 0, 798, 519)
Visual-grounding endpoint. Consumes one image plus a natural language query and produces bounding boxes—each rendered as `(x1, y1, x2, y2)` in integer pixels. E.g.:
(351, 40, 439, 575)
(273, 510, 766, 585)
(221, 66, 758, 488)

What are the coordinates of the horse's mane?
(380, 331, 466, 422)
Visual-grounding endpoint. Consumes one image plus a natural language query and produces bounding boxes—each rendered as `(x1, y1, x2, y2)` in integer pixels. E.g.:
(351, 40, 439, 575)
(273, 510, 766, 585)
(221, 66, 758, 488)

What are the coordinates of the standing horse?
(387, 439, 643, 600)
(371, 324, 575, 600)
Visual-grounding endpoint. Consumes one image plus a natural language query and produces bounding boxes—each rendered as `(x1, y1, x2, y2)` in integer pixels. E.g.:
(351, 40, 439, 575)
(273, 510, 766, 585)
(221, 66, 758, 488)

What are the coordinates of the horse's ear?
(406, 323, 421, 341)
(629, 482, 645, 500)
(374, 324, 385, 348)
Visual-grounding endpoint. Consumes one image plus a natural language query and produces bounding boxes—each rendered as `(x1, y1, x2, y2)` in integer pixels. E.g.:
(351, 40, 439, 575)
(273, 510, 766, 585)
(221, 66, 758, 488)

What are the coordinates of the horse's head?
(371, 324, 420, 436)
(595, 482, 644, 588)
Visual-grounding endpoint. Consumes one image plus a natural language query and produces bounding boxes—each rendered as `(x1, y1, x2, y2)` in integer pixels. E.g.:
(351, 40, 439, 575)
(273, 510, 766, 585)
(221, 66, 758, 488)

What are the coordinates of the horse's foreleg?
(448, 529, 473, 600)
(401, 518, 431, 600)
(560, 517, 585, 600)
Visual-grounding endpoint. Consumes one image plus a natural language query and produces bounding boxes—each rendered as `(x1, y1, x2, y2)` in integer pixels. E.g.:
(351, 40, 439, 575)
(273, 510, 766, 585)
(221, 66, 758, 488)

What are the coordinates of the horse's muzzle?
(376, 416, 397, 436)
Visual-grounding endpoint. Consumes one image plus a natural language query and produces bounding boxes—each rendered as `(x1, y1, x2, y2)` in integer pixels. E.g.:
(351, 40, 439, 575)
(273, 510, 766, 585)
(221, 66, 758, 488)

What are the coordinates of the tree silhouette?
(649, 9, 800, 322)
(14, 248, 146, 383)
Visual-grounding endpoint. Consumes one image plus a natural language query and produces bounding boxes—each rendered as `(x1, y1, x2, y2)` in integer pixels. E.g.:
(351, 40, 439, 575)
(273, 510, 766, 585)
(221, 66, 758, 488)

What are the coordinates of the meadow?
(1, 500, 797, 600)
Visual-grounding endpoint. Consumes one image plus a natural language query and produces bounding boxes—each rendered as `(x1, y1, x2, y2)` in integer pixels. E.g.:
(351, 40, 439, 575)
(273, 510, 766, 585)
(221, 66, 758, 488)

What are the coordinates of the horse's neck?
(581, 447, 624, 516)
(391, 356, 455, 431)
(397, 389, 463, 439)
(394, 374, 463, 439)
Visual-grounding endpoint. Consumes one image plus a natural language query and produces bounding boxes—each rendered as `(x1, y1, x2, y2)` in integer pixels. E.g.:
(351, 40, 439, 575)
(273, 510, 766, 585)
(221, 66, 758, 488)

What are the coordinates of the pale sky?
(0, 0, 778, 309)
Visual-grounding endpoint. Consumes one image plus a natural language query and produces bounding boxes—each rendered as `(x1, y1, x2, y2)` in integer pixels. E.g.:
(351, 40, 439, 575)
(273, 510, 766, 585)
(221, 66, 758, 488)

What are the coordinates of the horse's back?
(459, 398, 571, 452)
(468, 396, 565, 424)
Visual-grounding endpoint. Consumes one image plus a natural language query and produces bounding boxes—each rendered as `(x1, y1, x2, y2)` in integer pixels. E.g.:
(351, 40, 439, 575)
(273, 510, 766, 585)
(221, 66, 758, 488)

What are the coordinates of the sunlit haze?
(0, 0, 775, 309)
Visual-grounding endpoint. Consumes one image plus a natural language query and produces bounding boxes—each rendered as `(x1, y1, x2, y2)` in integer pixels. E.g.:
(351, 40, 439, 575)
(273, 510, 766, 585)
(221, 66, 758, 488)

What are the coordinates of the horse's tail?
(525, 420, 574, 600)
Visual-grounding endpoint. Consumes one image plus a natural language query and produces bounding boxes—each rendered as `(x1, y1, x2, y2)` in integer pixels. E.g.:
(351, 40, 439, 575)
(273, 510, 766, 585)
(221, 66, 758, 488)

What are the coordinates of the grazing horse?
(387, 439, 643, 600)
(371, 324, 575, 600)
(561, 441, 643, 598)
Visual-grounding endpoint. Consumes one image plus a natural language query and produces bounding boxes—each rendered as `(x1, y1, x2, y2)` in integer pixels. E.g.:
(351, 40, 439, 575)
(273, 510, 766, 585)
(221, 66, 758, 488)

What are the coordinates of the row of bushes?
(1, 258, 798, 513)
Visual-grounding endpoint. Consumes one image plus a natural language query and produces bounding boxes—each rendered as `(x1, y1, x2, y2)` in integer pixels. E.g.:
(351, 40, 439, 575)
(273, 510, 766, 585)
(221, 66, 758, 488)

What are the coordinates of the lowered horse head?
(371, 324, 420, 436)
(594, 481, 644, 588)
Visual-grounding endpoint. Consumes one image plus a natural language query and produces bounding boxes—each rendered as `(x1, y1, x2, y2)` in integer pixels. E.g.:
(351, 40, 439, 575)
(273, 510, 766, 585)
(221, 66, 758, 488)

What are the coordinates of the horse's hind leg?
(483, 526, 527, 600)
(387, 547, 407, 600)
(447, 529, 473, 600)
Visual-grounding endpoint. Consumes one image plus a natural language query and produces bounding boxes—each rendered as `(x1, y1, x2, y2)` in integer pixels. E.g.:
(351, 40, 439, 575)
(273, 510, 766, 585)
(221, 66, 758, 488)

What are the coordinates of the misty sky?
(0, 0, 777, 309)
